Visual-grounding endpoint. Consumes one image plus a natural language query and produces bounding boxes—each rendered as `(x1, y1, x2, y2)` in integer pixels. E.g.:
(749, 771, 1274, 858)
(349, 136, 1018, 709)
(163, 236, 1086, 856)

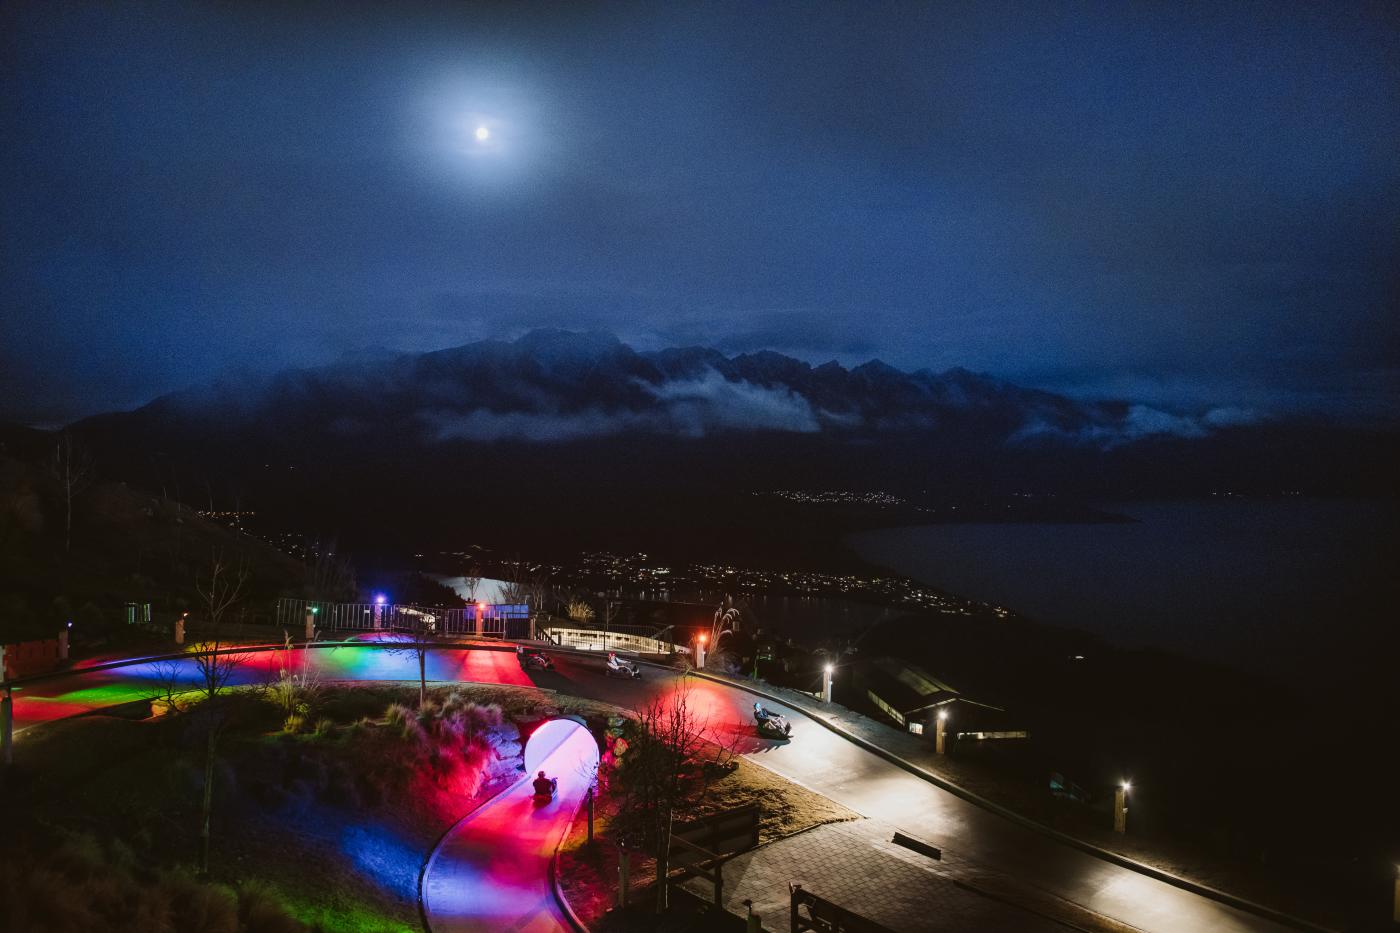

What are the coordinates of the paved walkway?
(685, 819, 1068, 933)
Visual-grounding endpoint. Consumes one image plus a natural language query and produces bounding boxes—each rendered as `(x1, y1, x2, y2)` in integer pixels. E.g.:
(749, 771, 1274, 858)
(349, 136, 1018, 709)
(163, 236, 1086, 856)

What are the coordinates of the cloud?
(422, 368, 821, 442)
(424, 408, 651, 443)
(644, 369, 821, 435)
(1012, 403, 1261, 449)
(1201, 406, 1262, 428)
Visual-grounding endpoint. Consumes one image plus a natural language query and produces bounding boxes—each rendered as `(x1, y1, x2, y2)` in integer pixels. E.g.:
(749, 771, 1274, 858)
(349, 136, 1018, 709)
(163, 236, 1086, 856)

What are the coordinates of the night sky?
(3, 1, 1397, 426)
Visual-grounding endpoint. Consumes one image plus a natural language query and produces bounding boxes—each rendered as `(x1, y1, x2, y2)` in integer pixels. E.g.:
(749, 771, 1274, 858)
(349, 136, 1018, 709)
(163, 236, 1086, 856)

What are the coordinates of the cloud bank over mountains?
(133, 330, 1262, 450)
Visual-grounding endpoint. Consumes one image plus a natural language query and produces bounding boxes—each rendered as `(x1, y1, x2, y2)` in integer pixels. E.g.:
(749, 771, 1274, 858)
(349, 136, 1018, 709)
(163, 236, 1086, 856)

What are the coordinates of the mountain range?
(86, 329, 1255, 448)
(40, 330, 1397, 563)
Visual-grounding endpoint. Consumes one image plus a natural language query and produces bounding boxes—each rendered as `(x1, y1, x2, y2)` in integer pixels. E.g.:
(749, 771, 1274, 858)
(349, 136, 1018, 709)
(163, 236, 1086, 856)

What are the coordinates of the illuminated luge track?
(7, 642, 533, 733)
(422, 718, 598, 933)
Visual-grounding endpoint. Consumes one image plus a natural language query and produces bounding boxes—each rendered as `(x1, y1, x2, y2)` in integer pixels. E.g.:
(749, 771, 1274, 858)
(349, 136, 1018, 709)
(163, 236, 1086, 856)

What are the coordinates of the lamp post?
(1114, 781, 1130, 834)
(822, 664, 834, 704)
(696, 632, 707, 669)
(174, 611, 187, 645)
(1392, 863, 1399, 924)
(935, 708, 948, 755)
(304, 605, 318, 641)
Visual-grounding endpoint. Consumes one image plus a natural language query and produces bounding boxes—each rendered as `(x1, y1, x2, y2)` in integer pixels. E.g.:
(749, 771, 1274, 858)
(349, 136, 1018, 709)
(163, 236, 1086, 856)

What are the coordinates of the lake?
(848, 498, 1400, 684)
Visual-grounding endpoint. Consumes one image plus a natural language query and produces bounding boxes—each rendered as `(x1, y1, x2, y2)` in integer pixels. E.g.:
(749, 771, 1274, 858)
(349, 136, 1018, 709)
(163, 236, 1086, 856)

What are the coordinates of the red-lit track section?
(6, 645, 534, 734)
(422, 718, 599, 933)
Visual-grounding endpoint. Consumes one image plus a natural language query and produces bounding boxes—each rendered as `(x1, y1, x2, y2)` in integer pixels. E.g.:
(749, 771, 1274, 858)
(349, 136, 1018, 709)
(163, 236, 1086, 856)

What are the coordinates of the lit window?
(909, 721, 924, 735)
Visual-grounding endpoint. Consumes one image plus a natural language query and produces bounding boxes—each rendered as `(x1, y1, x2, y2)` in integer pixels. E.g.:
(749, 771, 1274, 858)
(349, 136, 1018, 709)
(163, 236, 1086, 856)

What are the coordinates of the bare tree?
(526, 572, 553, 617)
(190, 548, 251, 875)
(197, 548, 249, 629)
(611, 682, 719, 912)
(499, 580, 527, 604)
(49, 432, 94, 554)
(306, 537, 356, 601)
(387, 608, 437, 707)
(460, 574, 481, 604)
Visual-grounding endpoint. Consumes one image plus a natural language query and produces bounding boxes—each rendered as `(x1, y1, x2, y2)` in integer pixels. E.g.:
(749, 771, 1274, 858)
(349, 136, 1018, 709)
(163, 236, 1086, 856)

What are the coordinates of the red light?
(699, 634, 708, 643)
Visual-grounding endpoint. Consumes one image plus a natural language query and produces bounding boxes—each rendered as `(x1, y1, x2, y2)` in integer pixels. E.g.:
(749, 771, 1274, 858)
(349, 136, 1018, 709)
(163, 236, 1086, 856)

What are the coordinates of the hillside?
(0, 446, 304, 645)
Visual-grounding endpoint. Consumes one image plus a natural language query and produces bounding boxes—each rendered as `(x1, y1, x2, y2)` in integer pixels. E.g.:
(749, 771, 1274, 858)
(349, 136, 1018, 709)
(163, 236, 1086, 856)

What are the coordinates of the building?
(860, 657, 1027, 745)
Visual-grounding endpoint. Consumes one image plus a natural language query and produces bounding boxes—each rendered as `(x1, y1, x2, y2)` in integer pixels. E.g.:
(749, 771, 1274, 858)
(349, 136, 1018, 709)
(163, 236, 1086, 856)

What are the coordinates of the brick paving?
(684, 818, 1071, 933)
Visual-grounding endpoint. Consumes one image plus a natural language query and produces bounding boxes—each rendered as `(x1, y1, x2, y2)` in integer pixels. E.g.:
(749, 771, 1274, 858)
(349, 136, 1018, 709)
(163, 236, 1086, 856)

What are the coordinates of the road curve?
(422, 718, 598, 933)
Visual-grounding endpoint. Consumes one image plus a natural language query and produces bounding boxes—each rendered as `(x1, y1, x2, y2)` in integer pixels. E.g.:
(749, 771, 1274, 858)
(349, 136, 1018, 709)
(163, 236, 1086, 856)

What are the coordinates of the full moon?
(474, 125, 490, 142)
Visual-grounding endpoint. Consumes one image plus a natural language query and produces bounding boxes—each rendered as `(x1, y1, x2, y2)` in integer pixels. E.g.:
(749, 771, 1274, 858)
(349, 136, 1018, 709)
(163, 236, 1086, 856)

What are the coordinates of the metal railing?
(274, 598, 532, 640)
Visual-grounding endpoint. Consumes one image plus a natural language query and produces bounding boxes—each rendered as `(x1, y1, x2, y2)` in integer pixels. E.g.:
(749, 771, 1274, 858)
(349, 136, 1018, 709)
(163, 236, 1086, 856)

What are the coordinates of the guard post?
(2, 683, 13, 768)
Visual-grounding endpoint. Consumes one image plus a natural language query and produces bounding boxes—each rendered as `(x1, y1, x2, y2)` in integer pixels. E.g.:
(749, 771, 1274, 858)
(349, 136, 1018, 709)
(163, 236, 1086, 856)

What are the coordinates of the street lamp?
(935, 708, 949, 755)
(696, 632, 708, 669)
(821, 663, 834, 704)
(1114, 781, 1130, 833)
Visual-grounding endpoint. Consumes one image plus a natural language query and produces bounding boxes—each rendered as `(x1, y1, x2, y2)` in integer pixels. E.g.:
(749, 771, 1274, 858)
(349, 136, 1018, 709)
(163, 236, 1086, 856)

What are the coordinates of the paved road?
(8, 644, 1294, 932)
(531, 655, 1294, 933)
(422, 718, 598, 933)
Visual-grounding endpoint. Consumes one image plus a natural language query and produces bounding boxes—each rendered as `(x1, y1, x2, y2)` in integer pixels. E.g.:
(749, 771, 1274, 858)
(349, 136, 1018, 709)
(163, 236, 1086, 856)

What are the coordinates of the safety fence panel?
(275, 598, 532, 640)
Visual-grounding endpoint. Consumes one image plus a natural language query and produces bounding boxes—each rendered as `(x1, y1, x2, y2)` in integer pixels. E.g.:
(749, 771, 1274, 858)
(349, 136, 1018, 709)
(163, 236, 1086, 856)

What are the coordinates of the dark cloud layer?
(2, 1, 1397, 425)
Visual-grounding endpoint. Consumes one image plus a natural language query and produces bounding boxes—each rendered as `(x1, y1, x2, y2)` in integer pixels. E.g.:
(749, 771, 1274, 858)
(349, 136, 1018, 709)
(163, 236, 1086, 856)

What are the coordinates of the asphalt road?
(7, 643, 1294, 933)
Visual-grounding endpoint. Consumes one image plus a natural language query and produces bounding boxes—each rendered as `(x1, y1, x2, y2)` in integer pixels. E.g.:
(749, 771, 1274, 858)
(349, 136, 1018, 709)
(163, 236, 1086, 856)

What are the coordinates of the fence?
(274, 598, 532, 640)
(1, 634, 66, 680)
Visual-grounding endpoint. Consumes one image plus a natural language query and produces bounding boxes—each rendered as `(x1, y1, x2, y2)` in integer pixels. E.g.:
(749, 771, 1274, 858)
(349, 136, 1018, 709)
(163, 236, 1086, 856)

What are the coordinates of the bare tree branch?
(49, 431, 94, 554)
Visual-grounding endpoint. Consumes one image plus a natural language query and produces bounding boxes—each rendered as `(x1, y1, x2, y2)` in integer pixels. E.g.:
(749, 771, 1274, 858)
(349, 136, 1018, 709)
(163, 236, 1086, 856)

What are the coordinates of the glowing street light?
(695, 632, 708, 669)
(1115, 781, 1131, 833)
(935, 708, 949, 755)
(821, 663, 834, 704)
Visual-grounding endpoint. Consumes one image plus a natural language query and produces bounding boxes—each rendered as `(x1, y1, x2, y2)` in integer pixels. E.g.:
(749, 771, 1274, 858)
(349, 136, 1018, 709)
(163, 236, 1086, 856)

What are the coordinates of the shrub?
(282, 714, 306, 735)
(312, 717, 335, 737)
(384, 703, 423, 742)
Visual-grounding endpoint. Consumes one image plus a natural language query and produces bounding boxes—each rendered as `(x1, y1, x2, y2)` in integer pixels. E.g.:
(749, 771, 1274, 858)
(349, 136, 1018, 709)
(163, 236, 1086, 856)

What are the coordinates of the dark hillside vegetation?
(0, 444, 303, 645)
(2, 683, 623, 933)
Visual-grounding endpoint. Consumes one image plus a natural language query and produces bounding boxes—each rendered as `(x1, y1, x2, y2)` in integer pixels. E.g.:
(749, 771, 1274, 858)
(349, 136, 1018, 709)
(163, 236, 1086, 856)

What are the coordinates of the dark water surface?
(849, 498, 1400, 684)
